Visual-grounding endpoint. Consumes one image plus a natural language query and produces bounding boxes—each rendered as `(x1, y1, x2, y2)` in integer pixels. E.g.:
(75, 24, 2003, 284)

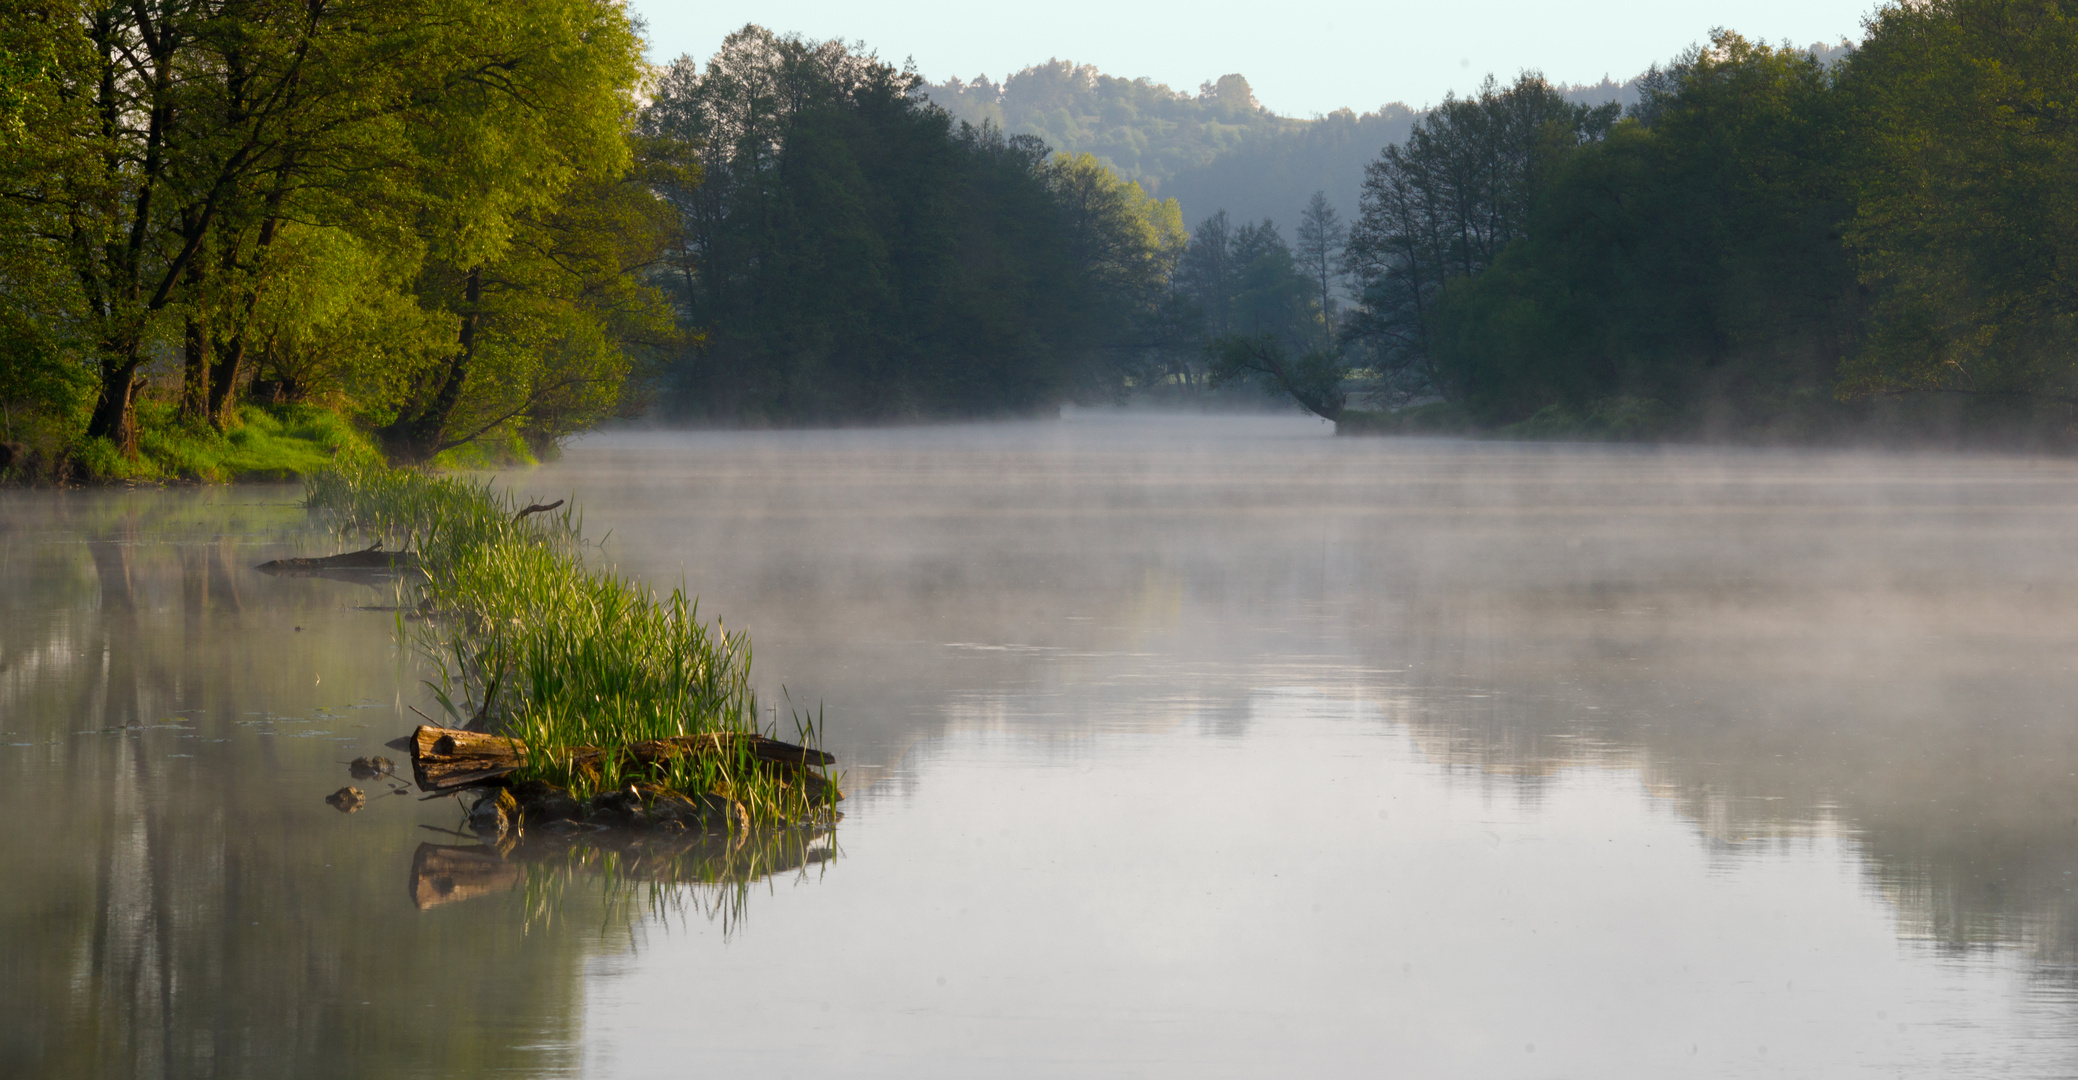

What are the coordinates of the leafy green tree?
(1343, 74, 1619, 403)
(1427, 34, 1856, 426)
(1173, 210, 1338, 413)
(1837, 0, 2078, 412)
(646, 26, 1177, 423)
(1, 0, 651, 461)
(1177, 211, 1238, 340)
(1209, 334, 1347, 420)
(1294, 191, 1346, 349)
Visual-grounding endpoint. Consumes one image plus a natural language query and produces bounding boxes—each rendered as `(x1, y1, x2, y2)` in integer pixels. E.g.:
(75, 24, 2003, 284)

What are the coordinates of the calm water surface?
(8, 411, 2078, 1077)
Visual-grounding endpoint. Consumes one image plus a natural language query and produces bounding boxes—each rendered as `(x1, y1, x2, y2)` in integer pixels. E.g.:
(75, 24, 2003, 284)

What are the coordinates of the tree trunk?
(378, 265, 481, 463)
(205, 211, 287, 431)
(179, 318, 210, 422)
(85, 351, 144, 453)
(205, 332, 246, 429)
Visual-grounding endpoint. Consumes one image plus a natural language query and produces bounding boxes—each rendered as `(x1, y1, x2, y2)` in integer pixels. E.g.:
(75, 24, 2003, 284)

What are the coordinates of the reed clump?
(305, 461, 835, 827)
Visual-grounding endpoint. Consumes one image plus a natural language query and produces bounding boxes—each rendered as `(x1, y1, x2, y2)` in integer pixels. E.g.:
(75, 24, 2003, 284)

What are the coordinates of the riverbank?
(1336, 393, 2078, 451)
(0, 403, 552, 486)
(1, 402, 377, 485)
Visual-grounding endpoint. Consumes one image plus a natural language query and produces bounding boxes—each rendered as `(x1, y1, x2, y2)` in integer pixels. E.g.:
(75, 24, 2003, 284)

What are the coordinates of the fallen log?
(256, 541, 420, 576)
(405, 724, 836, 795)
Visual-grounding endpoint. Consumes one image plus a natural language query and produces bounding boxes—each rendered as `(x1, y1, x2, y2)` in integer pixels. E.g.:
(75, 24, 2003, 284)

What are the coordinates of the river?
(6, 410, 2078, 1077)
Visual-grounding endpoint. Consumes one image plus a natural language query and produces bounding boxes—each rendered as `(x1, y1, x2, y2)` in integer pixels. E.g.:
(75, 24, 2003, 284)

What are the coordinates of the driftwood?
(255, 542, 420, 576)
(404, 724, 836, 795)
(513, 499, 564, 522)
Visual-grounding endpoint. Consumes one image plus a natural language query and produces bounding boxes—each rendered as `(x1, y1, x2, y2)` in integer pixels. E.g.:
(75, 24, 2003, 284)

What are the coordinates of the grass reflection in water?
(414, 820, 839, 939)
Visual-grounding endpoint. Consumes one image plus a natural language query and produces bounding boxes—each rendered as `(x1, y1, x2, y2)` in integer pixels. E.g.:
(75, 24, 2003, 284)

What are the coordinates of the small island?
(301, 463, 841, 836)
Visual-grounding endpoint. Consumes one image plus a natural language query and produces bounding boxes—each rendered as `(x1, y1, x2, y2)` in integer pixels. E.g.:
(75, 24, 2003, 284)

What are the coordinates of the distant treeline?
(643, 29, 1183, 423)
(919, 55, 1868, 234)
(4, 4, 2074, 475)
(1339, 11, 2078, 442)
(928, 66, 1415, 232)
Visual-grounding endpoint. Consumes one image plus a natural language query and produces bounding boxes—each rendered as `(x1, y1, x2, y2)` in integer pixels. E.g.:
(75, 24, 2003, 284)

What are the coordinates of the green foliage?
(1839, 0, 2078, 409)
(647, 27, 1179, 422)
(1499, 397, 1678, 441)
(1208, 334, 1347, 420)
(1351, 14, 2078, 444)
(0, 0, 665, 469)
(64, 404, 379, 483)
(1428, 35, 1855, 428)
(1162, 210, 1336, 399)
(1344, 74, 1621, 405)
(929, 65, 1296, 198)
(1334, 401, 1475, 436)
(927, 66, 1416, 228)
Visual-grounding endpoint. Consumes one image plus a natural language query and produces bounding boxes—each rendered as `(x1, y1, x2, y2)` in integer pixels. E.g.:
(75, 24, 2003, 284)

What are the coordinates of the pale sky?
(627, 1, 1879, 117)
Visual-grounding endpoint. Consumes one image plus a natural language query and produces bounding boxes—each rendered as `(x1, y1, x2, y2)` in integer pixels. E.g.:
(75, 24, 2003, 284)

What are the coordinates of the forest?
(2, 0, 2076, 481)
(1342, 11, 2078, 443)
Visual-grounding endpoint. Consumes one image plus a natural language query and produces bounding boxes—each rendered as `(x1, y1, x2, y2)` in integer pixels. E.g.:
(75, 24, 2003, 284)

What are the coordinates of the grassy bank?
(4, 402, 380, 484)
(1, 402, 542, 486)
(305, 462, 833, 826)
(1337, 393, 2078, 450)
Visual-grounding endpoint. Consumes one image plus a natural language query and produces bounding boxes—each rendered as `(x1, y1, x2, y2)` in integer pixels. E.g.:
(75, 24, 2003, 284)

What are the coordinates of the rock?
(646, 792, 701, 826)
(508, 779, 580, 824)
(348, 755, 395, 780)
(693, 792, 751, 833)
(801, 770, 844, 806)
(582, 790, 637, 828)
(325, 787, 366, 813)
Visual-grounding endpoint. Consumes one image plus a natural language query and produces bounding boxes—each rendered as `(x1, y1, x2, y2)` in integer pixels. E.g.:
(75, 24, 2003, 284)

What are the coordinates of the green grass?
(71, 402, 380, 483)
(1337, 398, 1679, 441)
(1336, 402, 1475, 436)
(1499, 397, 1675, 442)
(305, 461, 833, 826)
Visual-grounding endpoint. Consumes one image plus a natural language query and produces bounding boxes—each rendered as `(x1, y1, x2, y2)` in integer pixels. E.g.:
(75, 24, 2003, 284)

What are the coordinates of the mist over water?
(8, 410, 2078, 1075)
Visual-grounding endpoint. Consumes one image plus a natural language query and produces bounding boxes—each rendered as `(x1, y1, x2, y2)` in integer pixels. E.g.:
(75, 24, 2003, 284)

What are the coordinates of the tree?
(1425, 33, 1856, 426)
(1837, 0, 2078, 412)
(1343, 74, 1619, 403)
(645, 26, 1178, 423)
(1174, 210, 1339, 413)
(1176, 211, 1238, 340)
(1294, 191, 1345, 349)
(1210, 334, 1346, 420)
(2, 0, 651, 459)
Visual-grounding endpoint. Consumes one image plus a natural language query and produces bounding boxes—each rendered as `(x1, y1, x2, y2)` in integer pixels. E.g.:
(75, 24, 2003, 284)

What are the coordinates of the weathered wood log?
(405, 724, 836, 795)
(256, 542, 420, 575)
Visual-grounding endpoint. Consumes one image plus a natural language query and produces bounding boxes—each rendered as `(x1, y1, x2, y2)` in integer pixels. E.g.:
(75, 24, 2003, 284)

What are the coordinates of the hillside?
(924, 43, 1854, 231)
